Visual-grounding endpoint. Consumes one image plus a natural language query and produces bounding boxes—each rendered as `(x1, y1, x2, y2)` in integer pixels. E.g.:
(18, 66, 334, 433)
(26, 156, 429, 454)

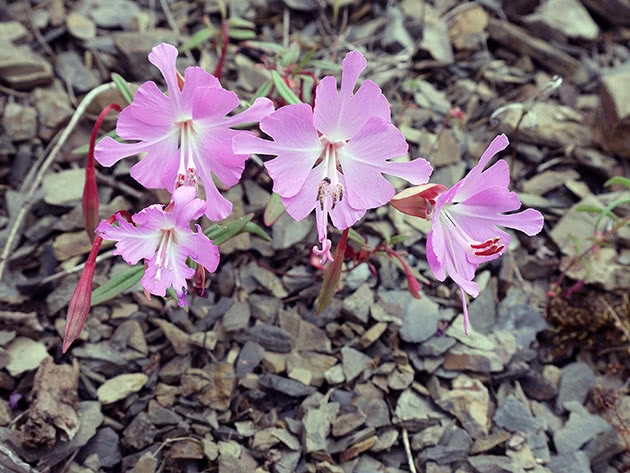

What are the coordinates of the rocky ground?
(0, 0, 630, 472)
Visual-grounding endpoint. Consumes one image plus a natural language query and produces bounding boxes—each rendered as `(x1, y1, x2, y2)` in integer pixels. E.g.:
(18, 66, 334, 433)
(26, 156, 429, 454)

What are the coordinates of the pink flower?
(95, 43, 274, 220)
(426, 134, 544, 333)
(233, 51, 432, 263)
(97, 186, 219, 306)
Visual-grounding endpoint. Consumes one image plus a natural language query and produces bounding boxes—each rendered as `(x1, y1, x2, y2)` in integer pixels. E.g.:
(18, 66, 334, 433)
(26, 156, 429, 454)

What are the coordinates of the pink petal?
(97, 213, 162, 265)
(194, 158, 233, 220)
(180, 225, 220, 272)
(132, 204, 170, 230)
(340, 50, 367, 98)
(426, 226, 446, 281)
(314, 77, 391, 141)
(148, 43, 182, 110)
(182, 66, 221, 108)
(338, 117, 420, 209)
(281, 164, 323, 221)
(485, 208, 544, 236)
(171, 186, 206, 227)
(94, 136, 151, 167)
(329, 173, 366, 230)
(196, 127, 247, 187)
(129, 135, 180, 191)
(142, 247, 194, 300)
(458, 186, 522, 214)
(220, 97, 275, 128)
(192, 87, 240, 123)
(233, 104, 323, 198)
(456, 135, 509, 201)
(121, 81, 177, 132)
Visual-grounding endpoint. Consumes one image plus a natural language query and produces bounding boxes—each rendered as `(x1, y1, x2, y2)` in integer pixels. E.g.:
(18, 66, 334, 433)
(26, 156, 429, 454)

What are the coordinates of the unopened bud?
(390, 184, 447, 219)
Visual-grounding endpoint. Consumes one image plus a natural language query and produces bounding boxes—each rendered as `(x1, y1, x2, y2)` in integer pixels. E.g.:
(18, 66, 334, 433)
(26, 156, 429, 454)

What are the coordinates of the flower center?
(175, 119, 198, 189)
(440, 205, 504, 258)
(154, 228, 177, 280)
(317, 138, 345, 211)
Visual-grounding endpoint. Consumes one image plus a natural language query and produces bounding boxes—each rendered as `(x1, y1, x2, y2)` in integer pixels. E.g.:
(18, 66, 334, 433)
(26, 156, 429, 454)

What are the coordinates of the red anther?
(470, 238, 499, 249)
(474, 245, 504, 257)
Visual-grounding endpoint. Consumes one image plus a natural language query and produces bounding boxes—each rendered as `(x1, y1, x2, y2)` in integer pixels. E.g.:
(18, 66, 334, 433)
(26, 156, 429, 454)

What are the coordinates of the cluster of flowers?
(67, 42, 543, 349)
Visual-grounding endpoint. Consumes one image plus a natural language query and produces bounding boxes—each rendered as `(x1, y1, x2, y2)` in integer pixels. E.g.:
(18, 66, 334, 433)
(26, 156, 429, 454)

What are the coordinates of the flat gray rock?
(494, 395, 541, 434)
(548, 451, 592, 473)
(556, 361, 596, 412)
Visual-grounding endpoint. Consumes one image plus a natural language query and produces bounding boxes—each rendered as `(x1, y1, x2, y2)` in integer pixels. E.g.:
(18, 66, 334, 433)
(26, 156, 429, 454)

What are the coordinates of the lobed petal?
(340, 50, 367, 98)
(97, 212, 162, 265)
(195, 127, 247, 187)
(329, 172, 366, 230)
(337, 117, 413, 209)
(131, 204, 170, 230)
(455, 135, 509, 202)
(148, 43, 183, 110)
(194, 159, 233, 220)
(128, 134, 180, 191)
(181, 67, 221, 111)
(192, 87, 240, 124)
(280, 163, 324, 222)
(220, 97, 275, 128)
(142, 247, 194, 301)
(233, 104, 323, 198)
(180, 225, 220, 273)
(171, 185, 206, 227)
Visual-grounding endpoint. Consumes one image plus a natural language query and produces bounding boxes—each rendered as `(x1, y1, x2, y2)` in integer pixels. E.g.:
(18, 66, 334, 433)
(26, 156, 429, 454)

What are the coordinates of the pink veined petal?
(142, 249, 194, 301)
(131, 204, 170, 230)
(117, 105, 174, 142)
(181, 66, 221, 109)
(219, 97, 275, 128)
(328, 172, 366, 230)
(340, 50, 367, 98)
(180, 225, 220, 273)
(129, 134, 180, 191)
(478, 208, 545, 236)
(122, 81, 178, 132)
(97, 213, 162, 265)
(426, 226, 446, 281)
(195, 127, 247, 187)
(337, 117, 412, 209)
(171, 185, 206, 227)
(453, 215, 511, 265)
(456, 186, 523, 215)
(148, 43, 182, 110)
(94, 136, 152, 167)
(313, 76, 342, 139)
(192, 86, 240, 124)
(455, 159, 510, 203)
(233, 104, 323, 198)
(455, 134, 509, 201)
(194, 159, 233, 220)
(280, 163, 325, 222)
(459, 287, 470, 335)
(313, 77, 391, 141)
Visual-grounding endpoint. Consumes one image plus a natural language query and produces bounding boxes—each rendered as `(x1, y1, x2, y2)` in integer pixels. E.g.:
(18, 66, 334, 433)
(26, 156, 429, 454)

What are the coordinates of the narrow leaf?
(310, 60, 343, 71)
(263, 193, 286, 226)
(316, 229, 349, 315)
(347, 227, 366, 245)
(253, 80, 273, 101)
(204, 214, 254, 244)
(228, 28, 256, 40)
(180, 27, 217, 52)
(604, 176, 630, 190)
(111, 73, 134, 104)
(293, 49, 315, 75)
(91, 264, 144, 306)
(280, 42, 300, 67)
(244, 221, 272, 241)
(242, 40, 285, 54)
(388, 234, 411, 246)
(227, 16, 255, 28)
(271, 70, 301, 105)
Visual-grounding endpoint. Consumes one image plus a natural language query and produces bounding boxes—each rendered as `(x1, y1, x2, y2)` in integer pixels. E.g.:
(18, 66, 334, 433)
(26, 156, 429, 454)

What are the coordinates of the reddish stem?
(63, 211, 132, 353)
(84, 104, 122, 243)
(213, 21, 229, 79)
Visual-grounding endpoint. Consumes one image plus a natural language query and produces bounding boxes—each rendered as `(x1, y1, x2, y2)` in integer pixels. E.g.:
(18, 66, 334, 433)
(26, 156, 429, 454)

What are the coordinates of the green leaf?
(264, 193, 286, 226)
(91, 264, 144, 306)
(244, 222, 271, 241)
(280, 42, 300, 68)
(242, 40, 285, 54)
(271, 70, 301, 105)
(72, 130, 119, 156)
(204, 214, 254, 244)
(180, 27, 216, 52)
(253, 80, 273, 101)
(293, 49, 315, 76)
(594, 198, 630, 231)
(228, 28, 256, 40)
(298, 74, 314, 105)
(310, 60, 342, 71)
(111, 73, 134, 104)
(605, 176, 630, 190)
(388, 234, 411, 246)
(347, 227, 366, 246)
(316, 229, 348, 315)
(227, 16, 255, 29)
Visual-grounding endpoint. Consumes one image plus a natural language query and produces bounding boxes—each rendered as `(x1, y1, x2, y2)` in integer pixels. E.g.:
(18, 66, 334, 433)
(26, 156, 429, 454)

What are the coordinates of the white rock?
(97, 373, 148, 404)
(6, 337, 48, 376)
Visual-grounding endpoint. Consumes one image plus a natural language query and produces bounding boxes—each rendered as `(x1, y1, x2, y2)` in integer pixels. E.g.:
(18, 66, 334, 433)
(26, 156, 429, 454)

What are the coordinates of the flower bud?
(390, 183, 447, 219)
